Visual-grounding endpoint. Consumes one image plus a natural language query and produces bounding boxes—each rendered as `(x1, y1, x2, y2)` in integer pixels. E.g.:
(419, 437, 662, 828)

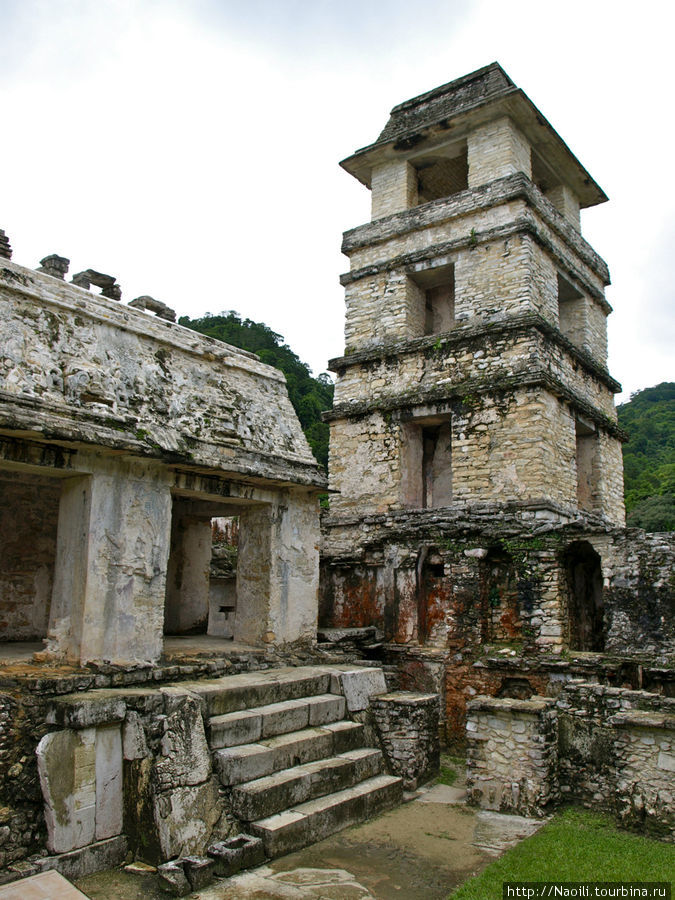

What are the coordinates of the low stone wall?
(466, 685, 675, 839)
(370, 692, 440, 789)
(557, 682, 674, 839)
(465, 696, 558, 817)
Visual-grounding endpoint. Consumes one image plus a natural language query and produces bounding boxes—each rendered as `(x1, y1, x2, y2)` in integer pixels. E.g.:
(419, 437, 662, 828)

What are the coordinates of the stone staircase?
(190, 666, 402, 858)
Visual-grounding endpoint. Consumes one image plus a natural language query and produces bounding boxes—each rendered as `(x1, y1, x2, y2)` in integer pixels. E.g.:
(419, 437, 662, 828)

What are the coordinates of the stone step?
(183, 666, 333, 718)
(249, 774, 403, 858)
(230, 748, 384, 821)
(214, 721, 365, 786)
(209, 694, 347, 749)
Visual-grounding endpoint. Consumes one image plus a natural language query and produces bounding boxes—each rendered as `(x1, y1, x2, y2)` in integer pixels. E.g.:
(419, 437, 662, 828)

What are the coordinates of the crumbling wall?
(557, 683, 674, 838)
(602, 530, 675, 657)
(466, 686, 674, 837)
(370, 691, 440, 789)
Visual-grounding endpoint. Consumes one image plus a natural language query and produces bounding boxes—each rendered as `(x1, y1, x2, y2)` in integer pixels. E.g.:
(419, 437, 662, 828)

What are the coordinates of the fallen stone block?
(207, 833, 265, 877)
(157, 860, 190, 897)
(182, 856, 214, 890)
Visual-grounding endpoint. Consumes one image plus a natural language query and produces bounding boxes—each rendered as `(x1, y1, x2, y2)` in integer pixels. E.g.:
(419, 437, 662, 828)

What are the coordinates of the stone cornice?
(323, 367, 626, 441)
(341, 173, 610, 288)
(328, 313, 621, 394)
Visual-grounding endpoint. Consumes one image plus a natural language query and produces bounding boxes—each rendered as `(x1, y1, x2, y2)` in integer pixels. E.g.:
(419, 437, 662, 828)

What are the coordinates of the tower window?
(557, 273, 586, 347)
(402, 415, 452, 509)
(575, 416, 598, 512)
(414, 149, 469, 204)
(409, 263, 455, 337)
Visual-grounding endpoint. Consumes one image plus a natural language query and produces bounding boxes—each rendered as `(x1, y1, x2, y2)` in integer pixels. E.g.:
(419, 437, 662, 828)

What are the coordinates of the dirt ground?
(76, 779, 543, 900)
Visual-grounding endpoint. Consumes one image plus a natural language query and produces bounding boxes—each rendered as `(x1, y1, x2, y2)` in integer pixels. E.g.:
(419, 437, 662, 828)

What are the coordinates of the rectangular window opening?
(575, 417, 598, 512)
(410, 263, 455, 337)
(413, 145, 468, 205)
(557, 272, 586, 347)
(402, 415, 452, 509)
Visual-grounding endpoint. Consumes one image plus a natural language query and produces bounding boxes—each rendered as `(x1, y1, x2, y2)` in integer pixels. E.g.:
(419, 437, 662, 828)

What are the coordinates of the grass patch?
(451, 808, 675, 899)
(436, 753, 462, 786)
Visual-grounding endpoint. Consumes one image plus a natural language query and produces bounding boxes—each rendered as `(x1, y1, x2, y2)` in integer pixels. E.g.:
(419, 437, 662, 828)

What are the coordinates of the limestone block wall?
(612, 710, 675, 837)
(371, 160, 417, 219)
(467, 118, 532, 187)
(545, 184, 581, 231)
(465, 696, 559, 817)
(0, 474, 60, 641)
(600, 530, 675, 656)
(341, 177, 610, 366)
(321, 528, 568, 660)
(466, 688, 675, 837)
(370, 692, 440, 789)
(329, 387, 583, 517)
(594, 433, 625, 527)
(334, 319, 617, 423)
(328, 412, 400, 515)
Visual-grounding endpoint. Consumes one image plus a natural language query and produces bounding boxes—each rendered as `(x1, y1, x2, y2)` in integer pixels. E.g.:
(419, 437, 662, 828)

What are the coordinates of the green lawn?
(451, 808, 675, 899)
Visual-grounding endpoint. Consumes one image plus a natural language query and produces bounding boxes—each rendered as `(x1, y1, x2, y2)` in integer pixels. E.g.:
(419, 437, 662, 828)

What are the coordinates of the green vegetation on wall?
(617, 382, 675, 532)
(178, 312, 334, 469)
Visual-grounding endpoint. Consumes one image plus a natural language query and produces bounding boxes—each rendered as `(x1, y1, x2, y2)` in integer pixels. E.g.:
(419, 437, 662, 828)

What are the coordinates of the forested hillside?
(617, 382, 675, 531)
(178, 312, 334, 469)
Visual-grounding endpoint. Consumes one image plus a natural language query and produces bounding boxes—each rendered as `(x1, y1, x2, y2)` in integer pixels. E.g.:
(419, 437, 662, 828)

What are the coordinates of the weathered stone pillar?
(47, 455, 173, 665)
(467, 117, 531, 187)
(164, 511, 212, 634)
(371, 160, 417, 219)
(235, 490, 319, 646)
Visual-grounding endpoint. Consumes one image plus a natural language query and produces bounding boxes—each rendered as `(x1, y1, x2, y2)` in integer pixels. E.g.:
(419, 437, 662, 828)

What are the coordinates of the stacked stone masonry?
(466, 685, 674, 839)
(465, 696, 559, 817)
(321, 64, 658, 765)
(370, 691, 440, 789)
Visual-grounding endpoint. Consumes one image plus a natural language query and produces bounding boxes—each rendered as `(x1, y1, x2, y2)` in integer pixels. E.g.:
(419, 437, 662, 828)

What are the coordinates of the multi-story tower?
(321, 65, 629, 729)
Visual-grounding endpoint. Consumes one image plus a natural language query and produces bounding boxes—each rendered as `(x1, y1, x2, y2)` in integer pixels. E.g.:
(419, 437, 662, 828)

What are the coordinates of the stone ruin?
(0, 61, 672, 889)
(320, 63, 674, 832)
(0, 247, 325, 664)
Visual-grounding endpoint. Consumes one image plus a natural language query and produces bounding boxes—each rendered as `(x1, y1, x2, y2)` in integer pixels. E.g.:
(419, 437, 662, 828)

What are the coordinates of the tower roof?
(341, 63, 607, 209)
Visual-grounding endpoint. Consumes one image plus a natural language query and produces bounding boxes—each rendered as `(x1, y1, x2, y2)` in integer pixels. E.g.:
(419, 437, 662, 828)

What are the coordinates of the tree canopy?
(617, 382, 674, 531)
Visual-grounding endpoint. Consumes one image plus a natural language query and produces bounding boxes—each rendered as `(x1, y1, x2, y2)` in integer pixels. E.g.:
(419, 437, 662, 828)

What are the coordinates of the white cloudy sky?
(1, 0, 673, 401)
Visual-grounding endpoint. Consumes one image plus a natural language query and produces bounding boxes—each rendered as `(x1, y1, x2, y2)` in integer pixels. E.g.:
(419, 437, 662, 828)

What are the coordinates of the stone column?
(467, 117, 532, 188)
(47, 455, 173, 666)
(371, 160, 417, 219)
(235, 490, 319, 646)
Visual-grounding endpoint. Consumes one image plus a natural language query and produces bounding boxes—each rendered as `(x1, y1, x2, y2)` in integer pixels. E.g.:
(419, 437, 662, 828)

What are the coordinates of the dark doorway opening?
(564, 541, 604, 651)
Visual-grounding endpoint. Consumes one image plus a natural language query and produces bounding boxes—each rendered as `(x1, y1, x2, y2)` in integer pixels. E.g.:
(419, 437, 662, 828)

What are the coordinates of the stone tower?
(321, 64, 630, 735)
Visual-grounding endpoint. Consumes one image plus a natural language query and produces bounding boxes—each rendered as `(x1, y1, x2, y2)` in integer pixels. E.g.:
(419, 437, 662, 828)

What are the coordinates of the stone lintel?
(467, 695, 555, 715)
(47, 692, 127, 729)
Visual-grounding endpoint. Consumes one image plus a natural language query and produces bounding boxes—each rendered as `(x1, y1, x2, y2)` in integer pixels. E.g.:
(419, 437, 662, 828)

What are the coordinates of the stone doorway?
(563, 541, 604, 651)
(163, 497, 274, 647)
(0, 469, 61, 647)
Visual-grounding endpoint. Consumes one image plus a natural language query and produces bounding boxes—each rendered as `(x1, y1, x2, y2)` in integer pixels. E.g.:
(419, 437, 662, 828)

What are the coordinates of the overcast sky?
(1, 0, 673, 401)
